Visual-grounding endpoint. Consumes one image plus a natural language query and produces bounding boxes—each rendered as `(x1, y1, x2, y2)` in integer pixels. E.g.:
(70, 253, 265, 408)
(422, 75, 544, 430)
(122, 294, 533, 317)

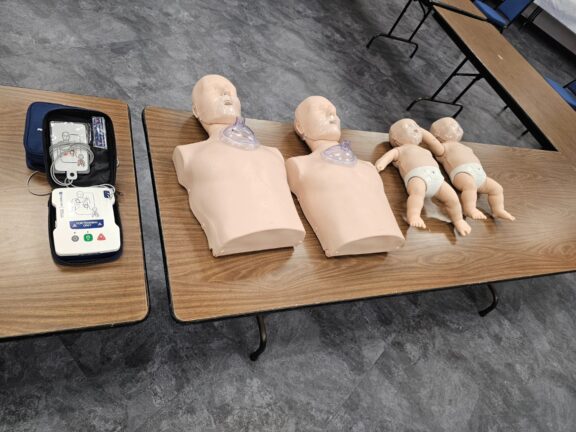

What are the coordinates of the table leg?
(249, 314, 268, 361)
(522, 6, 542, 28)
(478, 283, 498, 317)
(366, 0, 432, 58)
(407, 57, 482, 117)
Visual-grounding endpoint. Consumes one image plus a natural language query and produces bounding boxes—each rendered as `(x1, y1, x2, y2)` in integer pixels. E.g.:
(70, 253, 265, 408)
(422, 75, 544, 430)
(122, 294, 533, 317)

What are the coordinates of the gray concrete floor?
(1, 1, 576, 431)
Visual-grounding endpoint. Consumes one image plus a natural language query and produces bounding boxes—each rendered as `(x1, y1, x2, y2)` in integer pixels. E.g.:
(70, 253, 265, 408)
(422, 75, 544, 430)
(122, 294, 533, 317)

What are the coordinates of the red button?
(97, 233, 106, 241)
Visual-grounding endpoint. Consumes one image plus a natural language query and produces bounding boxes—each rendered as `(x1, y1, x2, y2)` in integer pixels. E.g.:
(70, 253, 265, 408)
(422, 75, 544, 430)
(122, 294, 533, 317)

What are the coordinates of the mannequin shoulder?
(260, 145, 287, 161)
(285, 155, 310, 176)
(174, 141, 208, 156)
(357, 160, 388, 179)
(173, 141, 211, 166)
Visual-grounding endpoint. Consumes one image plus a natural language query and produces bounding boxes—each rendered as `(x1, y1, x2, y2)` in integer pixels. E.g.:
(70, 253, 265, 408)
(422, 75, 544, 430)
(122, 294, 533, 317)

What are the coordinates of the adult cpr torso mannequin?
(173, 74, 305, 256)
(286, 96, 404, 257)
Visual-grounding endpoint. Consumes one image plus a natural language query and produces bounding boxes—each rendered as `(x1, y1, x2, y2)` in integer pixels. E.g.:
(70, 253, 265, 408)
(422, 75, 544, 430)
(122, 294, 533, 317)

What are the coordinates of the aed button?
(84, 234, 93, 242)
(97, 233, 106, 241)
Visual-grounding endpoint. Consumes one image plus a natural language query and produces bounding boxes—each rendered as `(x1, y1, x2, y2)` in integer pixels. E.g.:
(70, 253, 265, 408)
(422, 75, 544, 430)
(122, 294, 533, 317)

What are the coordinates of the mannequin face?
(294, 96, 341, 143)
(389, 119, 422, 147)
(430, 117, 463, 142)
(192, 75, 241, 126)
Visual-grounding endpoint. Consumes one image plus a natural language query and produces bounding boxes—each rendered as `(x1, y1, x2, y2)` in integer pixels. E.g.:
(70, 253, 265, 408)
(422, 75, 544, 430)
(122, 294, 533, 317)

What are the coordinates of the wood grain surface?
(434, 0, 576, 161)
(144, 106, 576, 322)
(0, 86, 148, 338)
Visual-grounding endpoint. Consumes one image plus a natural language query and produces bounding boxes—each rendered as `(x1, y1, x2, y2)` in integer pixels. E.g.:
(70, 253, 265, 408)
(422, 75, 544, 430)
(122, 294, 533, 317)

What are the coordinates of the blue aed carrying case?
(43, 108, 123, 266)
(23, 102, 72, 171)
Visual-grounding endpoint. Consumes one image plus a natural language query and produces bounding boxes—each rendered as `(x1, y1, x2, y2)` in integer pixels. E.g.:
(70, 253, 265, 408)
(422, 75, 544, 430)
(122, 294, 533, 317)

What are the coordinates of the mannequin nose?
(223, 93, 233, 105)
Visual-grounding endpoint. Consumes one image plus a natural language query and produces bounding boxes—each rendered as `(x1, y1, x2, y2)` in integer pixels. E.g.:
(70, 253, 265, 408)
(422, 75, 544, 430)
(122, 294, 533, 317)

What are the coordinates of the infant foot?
(493, 210, 515, 221)
(408, 216, 427, 229)
(454, 219, 472, 236)
(466, 208, 487, 220)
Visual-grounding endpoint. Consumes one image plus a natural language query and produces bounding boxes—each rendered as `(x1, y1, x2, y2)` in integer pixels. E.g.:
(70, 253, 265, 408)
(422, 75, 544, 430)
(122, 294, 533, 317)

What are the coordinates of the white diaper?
(449, 163, 487, 188)
(403, 166, 444, 198)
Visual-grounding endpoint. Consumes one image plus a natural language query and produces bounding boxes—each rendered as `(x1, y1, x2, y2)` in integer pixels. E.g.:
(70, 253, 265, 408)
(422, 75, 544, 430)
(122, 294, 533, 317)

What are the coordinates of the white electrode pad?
(49, 121, 91, 176)
(51, 187, 121, 257)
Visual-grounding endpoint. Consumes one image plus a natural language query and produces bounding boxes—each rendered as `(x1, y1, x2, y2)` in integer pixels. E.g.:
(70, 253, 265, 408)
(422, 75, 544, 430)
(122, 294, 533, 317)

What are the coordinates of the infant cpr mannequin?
(286, 96, 404, 257)
(428, 117, 515, 221)
(375, 119, 472, 236)
(173, 74, 305, 256)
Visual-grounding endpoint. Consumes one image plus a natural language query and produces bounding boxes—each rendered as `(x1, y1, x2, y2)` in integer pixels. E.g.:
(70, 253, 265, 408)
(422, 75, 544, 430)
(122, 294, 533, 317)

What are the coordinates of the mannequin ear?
(192, 104, 200, 120)
(294, 119, 304, 139)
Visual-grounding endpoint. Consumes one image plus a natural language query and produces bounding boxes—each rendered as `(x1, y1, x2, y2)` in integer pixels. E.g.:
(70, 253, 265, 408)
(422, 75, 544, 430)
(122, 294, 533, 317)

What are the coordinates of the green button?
(84, 234, 93, 242)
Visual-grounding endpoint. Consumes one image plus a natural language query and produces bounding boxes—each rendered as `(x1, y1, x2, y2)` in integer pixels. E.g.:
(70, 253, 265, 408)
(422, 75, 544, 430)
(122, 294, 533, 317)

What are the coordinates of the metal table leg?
(478, 284, 498, 317)
(407, 57, 483, 117)
(522, 6, 542, 28)
(367, 0, 432, 58)
(249, 314, 267, 361)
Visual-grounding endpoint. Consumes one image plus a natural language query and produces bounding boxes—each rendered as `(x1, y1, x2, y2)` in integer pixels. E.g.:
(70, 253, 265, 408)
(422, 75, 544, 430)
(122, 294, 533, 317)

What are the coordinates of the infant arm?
(420, 128, 445, 157)
(375, 148, 399, 172)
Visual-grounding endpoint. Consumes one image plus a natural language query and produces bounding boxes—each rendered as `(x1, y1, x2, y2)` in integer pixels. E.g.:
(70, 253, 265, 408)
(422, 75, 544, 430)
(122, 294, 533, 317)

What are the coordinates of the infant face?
(389, 119, 422, 147)
(430, 117, 463, 142)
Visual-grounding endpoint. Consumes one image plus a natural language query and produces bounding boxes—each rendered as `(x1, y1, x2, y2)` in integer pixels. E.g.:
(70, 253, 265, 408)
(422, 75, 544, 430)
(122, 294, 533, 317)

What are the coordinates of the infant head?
(430, 117, 463, 142)
(389, 119, 422, 147)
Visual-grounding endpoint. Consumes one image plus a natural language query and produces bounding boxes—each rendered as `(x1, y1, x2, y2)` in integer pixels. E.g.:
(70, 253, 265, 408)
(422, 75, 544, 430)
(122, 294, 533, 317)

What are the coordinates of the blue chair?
(545, 77, 576, 109)
(473, 0, 534, 30)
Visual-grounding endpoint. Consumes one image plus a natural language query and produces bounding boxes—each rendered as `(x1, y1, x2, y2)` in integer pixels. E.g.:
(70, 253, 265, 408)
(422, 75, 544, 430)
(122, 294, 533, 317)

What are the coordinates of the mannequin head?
(192, 74, 241, 127)
(430, 117, 464, 142)
(388, 119, 423, 147)
(294, 96, 341, 149)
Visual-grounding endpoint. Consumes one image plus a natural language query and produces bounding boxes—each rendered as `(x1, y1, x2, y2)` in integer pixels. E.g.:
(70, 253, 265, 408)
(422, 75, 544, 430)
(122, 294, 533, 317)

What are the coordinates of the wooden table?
(0, 86, 148, 339)
(144, 106, 576, 336)
(430, 0, 576, 157)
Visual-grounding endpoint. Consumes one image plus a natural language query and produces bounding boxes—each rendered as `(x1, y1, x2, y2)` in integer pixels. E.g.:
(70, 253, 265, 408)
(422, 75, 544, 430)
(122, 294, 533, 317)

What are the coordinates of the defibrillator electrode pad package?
(49, 121, 92, 181)
(41, 108, 122, 265)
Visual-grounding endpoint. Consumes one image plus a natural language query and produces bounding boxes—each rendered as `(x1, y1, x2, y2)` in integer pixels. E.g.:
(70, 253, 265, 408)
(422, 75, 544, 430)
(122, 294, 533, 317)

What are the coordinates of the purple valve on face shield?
(220, 117, 260, 150)
(322, 139, 357, 166)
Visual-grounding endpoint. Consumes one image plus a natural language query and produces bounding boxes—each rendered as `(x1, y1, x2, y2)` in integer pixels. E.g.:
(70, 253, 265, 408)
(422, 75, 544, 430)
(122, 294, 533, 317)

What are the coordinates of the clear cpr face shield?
(322, 140, 357, 166)
(220, 117, 260, 151)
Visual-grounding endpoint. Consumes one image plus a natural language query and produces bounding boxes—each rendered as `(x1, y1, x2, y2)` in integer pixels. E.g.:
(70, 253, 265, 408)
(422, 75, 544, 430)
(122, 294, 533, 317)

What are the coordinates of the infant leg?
(478, 177, 515, 220)
(406, 177, 427, 229)
(434, 182, 471, 236)
(452, 172, 487, 220)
